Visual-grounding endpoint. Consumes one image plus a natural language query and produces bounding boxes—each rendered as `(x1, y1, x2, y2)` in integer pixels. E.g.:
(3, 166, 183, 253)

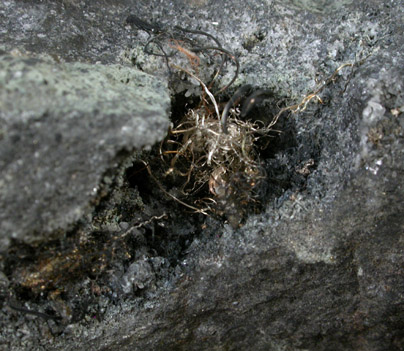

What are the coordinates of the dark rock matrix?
(0, 1, 403, 350)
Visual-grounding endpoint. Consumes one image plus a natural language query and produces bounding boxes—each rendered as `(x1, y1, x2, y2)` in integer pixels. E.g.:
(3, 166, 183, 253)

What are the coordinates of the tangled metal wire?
(126, 15, 278, 226)
(127, 15, 361, 226)
(126, 14, 239, 93)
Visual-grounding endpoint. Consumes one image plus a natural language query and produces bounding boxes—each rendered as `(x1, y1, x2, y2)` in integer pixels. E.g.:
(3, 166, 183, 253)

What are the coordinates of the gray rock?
(0, 0, 135, 63)
(0, 0, 403, 351)
(0, 55, 170, 249)
(121, 259, 154, 294)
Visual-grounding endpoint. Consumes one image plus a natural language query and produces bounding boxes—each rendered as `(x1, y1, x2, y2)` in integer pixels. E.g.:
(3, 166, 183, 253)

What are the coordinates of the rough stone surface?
(0, 0, 403, 351)
(0, 0, 134, 63)
(0, 56, 170, 249)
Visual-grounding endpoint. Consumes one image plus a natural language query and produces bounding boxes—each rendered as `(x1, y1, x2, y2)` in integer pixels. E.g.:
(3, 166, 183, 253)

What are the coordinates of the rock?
(120, 259, 154, 294)
(0, 0, 135, 63)
(0, 55, 170, 249)
(0, 0, 403, 350)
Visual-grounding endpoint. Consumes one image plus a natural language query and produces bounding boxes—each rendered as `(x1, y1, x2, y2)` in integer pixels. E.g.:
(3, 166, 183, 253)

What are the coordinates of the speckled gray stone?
(0, 0, 403, 350)
(0, 55, 169, 249)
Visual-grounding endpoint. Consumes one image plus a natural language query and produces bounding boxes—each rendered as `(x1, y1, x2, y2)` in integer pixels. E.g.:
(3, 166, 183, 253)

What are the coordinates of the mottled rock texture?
(0, 56, 170, 249)
(0, 0, 403, 350)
